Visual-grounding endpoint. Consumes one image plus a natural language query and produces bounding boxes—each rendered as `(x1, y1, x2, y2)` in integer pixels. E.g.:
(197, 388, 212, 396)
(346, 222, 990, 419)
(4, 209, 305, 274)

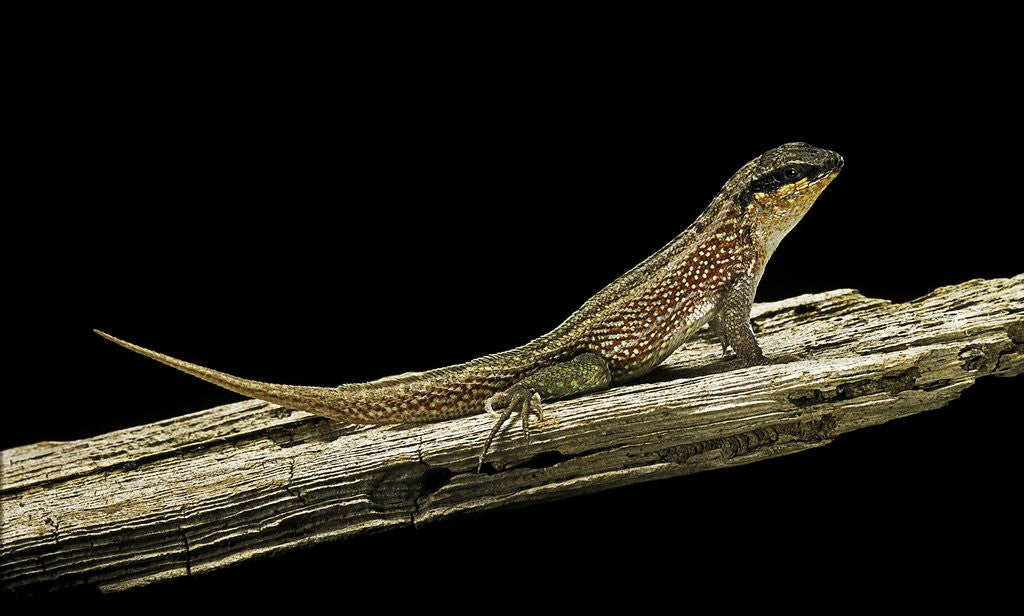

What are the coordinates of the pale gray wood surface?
(2, 275, 1022, 594)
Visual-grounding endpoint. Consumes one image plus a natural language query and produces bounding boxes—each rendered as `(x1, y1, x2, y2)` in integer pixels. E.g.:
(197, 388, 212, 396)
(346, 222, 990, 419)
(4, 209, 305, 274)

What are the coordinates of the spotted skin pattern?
(97, 143, 843, 468)
(581, 225, 748, 380)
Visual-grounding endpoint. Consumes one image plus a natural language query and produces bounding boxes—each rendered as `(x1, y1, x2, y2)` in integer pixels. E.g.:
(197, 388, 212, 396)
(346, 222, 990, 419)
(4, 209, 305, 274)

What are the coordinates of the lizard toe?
(477, 385, 544, 472)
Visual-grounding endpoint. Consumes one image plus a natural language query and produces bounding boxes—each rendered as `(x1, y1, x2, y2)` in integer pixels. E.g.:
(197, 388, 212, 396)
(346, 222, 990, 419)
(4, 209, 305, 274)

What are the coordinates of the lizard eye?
(775, 164, 806, 183)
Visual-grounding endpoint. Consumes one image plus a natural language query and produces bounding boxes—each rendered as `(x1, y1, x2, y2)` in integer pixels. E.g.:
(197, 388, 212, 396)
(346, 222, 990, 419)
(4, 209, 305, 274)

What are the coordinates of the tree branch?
(2, 275, 1022, 594)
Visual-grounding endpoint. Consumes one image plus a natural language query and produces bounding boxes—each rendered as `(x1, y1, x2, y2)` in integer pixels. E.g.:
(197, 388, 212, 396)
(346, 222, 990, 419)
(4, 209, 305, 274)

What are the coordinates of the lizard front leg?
(717, 272, 803, 366)
(478, 352, 611, 472)
(716, 271, 770, 366)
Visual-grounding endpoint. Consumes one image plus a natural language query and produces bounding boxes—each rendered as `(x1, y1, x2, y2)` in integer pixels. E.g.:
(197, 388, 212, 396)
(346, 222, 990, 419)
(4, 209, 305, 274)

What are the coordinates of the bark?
(2, 275, 1022, 594)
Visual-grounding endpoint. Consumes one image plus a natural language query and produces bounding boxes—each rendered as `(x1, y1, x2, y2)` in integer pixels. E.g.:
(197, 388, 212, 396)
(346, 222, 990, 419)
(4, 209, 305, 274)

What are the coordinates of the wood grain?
(2, 274, 1022, 594)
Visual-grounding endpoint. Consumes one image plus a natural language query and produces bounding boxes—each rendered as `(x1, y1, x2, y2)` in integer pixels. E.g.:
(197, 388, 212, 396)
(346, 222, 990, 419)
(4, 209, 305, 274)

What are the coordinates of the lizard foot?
(478, 385, 543, 472)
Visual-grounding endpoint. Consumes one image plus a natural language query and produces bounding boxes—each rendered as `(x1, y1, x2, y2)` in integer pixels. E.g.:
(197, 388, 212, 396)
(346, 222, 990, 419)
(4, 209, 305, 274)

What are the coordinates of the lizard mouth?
(810, 152, 844, 188)
(770, 168, 839, 201)
(794, 164, 842, 196)
(809, 168, 840, 189)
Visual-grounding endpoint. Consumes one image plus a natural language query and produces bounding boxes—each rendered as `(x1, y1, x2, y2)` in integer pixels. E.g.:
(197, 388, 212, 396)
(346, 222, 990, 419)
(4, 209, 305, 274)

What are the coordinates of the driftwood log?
(2, 275, 1022, 594)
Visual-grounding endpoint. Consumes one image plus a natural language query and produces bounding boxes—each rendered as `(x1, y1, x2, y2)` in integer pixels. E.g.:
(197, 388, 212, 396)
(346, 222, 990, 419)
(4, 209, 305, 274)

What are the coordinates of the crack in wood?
(656, 415, 838, 464)
(787, 368, 920, 407)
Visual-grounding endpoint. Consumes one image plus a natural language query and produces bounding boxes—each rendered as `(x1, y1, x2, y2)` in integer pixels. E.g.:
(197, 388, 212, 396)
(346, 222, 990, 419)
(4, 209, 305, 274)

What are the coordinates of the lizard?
(96, 142, 844, 472)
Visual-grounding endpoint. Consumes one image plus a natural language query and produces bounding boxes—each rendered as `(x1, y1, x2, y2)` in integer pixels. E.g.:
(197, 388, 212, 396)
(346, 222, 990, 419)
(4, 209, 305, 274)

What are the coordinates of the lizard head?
(737, 142, 843, 255)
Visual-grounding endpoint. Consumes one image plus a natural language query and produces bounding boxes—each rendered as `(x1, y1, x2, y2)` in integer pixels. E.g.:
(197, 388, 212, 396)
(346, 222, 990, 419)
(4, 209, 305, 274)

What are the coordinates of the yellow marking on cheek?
(774, 178, 810, 198)
(757, 174, 837, 212)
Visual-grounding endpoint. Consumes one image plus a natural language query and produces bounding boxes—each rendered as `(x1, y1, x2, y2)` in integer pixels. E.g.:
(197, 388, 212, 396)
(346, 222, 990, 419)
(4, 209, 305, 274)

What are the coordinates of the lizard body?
(97, 142, 843, 469)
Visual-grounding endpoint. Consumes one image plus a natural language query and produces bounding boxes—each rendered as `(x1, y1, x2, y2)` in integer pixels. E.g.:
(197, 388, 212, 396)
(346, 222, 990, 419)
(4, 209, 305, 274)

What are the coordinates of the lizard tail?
(94, 330, 509, 423)
(94, 330, 372, 421)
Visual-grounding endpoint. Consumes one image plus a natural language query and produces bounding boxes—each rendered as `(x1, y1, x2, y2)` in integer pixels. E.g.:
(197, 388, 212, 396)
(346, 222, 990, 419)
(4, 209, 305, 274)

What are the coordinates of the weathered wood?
(2, 275, 1022, 594)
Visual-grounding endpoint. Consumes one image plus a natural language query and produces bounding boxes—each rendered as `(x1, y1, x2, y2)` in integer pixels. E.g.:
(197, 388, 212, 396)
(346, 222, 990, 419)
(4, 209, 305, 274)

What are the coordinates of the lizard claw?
(477, 386, 545, 472)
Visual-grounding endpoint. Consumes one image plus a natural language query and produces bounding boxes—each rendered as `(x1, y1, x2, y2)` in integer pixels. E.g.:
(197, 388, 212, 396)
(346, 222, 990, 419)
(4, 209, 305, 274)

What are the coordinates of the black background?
(4, 21, 1022, 607)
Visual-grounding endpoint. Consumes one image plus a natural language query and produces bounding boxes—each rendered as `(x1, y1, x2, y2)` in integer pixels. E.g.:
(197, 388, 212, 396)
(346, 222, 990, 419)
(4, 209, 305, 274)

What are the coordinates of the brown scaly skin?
(96, 142, 843, 471)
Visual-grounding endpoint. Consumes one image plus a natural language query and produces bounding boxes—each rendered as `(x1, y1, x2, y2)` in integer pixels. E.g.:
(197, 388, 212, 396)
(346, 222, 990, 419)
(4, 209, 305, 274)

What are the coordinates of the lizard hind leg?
(478, 385, 543, 472)
(476, 352, 611, 472)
